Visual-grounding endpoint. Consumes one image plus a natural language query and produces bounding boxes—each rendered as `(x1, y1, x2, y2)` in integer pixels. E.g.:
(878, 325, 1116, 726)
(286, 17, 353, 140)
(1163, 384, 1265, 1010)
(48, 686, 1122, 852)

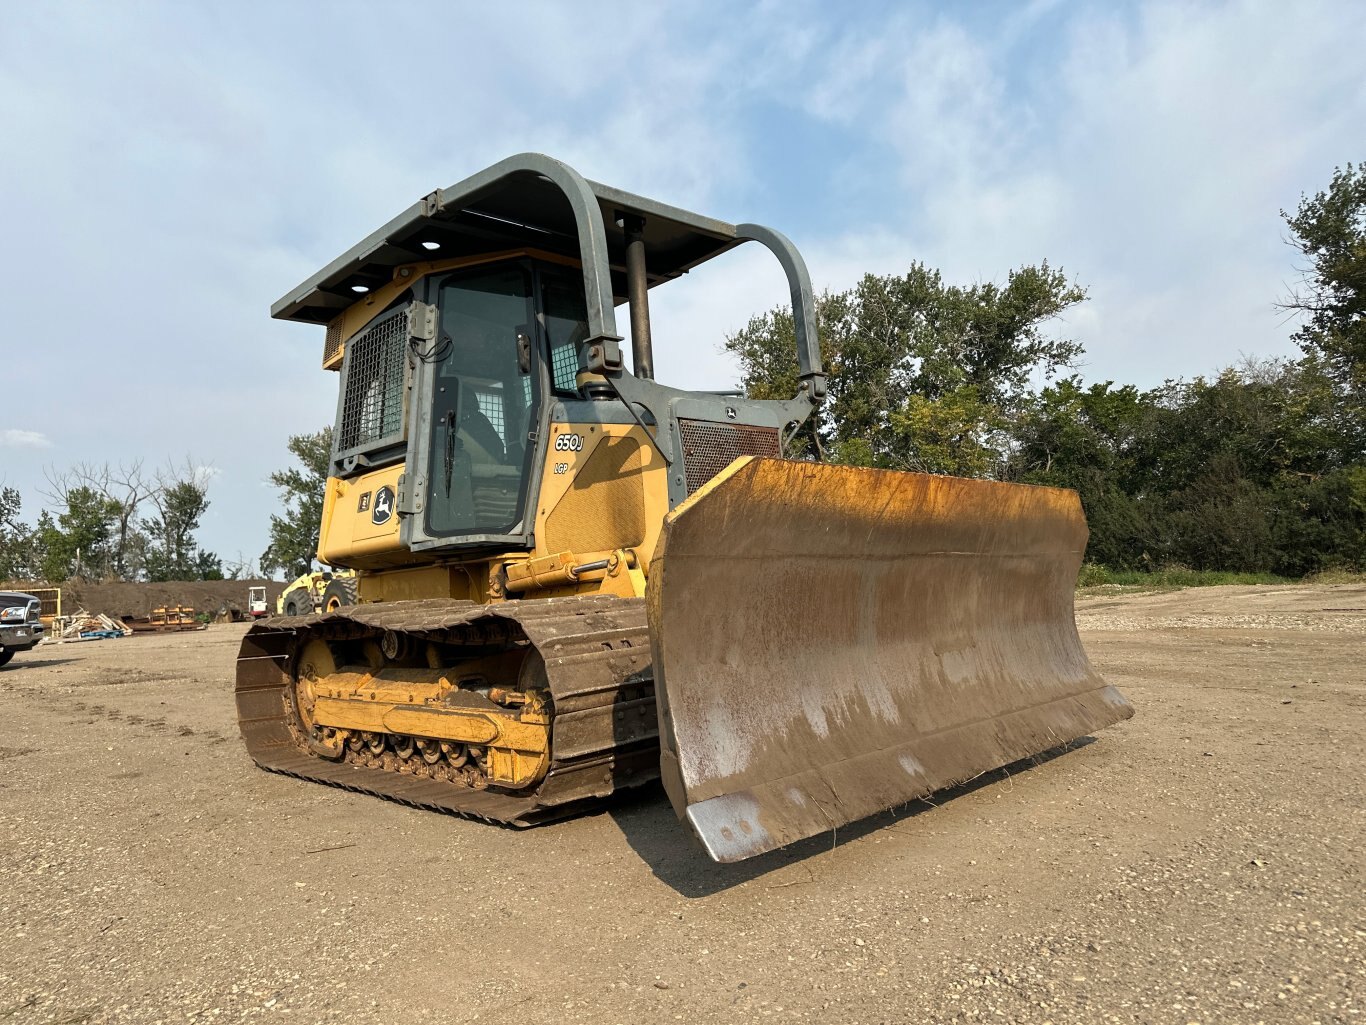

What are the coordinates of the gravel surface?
(1, 584, 1361, 1024)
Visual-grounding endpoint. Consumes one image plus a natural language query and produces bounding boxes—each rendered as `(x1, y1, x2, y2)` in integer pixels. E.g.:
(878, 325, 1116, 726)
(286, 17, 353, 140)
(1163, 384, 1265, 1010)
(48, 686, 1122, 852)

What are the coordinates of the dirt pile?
(0, 578, 287, 620)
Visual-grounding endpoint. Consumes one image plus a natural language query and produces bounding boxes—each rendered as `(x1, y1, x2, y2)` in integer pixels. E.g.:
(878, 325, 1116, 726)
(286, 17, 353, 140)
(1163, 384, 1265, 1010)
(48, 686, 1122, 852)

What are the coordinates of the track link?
(234, 595, 658, 825)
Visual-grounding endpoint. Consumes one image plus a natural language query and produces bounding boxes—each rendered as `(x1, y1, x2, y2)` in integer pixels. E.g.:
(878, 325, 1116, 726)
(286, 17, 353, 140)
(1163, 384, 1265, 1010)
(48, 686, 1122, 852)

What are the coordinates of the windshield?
(425, 264, 538, 538)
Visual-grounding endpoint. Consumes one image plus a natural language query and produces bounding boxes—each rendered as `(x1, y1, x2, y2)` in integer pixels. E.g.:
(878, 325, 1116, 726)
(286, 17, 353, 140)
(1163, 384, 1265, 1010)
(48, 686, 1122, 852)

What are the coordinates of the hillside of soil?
(0, 578, 288, 620)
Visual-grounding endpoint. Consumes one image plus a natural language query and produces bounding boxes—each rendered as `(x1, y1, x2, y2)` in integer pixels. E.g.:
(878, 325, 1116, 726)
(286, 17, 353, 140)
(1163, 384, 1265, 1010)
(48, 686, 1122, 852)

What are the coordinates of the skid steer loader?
(236, 153, 1131, 862)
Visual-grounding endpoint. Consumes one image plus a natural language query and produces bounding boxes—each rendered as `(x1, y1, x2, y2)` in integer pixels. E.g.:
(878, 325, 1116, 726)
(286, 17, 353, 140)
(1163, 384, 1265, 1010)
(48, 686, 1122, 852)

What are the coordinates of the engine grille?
(337, 309, 408, 456)
(678, 419, 781, 495)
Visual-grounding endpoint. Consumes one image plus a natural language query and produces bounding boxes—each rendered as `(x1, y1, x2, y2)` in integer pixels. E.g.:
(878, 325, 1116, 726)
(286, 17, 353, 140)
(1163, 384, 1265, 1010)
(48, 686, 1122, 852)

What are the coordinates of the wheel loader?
(277, 568, 358, 617)
(237, 153, 1132, 863)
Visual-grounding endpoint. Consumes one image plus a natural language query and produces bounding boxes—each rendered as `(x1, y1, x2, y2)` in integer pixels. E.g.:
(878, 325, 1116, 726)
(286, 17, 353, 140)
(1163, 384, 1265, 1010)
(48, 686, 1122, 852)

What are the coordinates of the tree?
(726, 262, 1087, 475)
(65, 461, 158, 580)
(1153, 361, 1363, 575)
(260, 427, 332, 579)
(0, 486, 39, 581)
(221, 553, 258, 580)
(1281, 163, 1366, 393)
(143, 473, 221, 581)
(1011, 378, 1162, 569)
(1015, 361, 1365, 575)
(35, 485, 120, 581)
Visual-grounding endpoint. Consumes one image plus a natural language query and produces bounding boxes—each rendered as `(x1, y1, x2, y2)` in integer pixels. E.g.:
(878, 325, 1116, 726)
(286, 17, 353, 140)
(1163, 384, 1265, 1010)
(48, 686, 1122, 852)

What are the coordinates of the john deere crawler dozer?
(236, 153, 1132, 862)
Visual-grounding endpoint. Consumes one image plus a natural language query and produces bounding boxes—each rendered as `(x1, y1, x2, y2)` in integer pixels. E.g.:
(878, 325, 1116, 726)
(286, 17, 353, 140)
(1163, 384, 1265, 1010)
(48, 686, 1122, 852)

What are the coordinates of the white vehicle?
(247, 586, 270, 619)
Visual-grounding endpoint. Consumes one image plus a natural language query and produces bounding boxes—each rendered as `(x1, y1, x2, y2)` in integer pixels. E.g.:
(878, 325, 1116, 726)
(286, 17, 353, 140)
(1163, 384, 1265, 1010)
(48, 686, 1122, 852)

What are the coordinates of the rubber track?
(234, 595, 658, 825)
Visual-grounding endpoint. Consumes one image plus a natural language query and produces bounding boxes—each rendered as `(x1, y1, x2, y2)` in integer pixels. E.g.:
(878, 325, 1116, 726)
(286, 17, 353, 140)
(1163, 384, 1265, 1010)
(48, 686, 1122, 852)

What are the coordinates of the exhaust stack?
(619, 213, 654, 380)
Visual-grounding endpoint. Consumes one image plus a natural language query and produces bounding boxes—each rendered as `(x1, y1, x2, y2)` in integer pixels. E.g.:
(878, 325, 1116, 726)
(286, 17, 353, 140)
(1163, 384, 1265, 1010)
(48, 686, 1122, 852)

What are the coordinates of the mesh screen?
(550, 340, 579, 392)
(678, 419, 781, 494)
(475, 387, 505, 439)
(338, 311, 408, 453)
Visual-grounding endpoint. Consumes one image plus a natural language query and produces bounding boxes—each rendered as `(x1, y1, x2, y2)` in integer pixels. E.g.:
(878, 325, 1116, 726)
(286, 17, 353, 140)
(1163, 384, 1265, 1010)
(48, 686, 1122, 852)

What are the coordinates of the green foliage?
(1282, 163, 1366, 393)
(35, 485, 121, 581)
(728, 213, 1366, 579)
(1017, 361, 1365, 576)
(1076, 565, 1294, 590)
(0, 487, 39, 581)
(144, 479, 220, 581)
(884, 386, 1005, 477)
(725, 262, 1086, 472)
(2, 463, 223, 584)
(260, 428, 332, 579)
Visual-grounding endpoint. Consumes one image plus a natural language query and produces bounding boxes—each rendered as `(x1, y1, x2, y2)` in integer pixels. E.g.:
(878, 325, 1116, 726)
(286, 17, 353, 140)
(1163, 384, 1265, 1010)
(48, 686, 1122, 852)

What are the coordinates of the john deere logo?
(371, 486, 395, 525)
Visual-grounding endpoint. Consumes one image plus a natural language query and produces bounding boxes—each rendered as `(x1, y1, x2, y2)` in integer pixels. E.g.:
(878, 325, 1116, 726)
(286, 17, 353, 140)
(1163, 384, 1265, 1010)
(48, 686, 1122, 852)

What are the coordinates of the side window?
(540, 269, 589, 395)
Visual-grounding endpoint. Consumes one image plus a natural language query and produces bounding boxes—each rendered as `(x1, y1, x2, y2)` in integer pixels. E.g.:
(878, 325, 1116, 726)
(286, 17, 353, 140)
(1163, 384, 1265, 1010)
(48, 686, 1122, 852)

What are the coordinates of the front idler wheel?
(291, 637, 345, 760)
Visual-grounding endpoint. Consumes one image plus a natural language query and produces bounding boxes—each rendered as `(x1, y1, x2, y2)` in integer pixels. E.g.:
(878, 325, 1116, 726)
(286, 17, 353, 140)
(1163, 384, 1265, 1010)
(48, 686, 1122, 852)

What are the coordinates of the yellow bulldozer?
(236, 154, 1132, 863)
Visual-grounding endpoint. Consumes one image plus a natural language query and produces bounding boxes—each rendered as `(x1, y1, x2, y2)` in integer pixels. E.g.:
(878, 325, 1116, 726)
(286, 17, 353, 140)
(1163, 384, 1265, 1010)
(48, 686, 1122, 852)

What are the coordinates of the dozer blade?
(647, 457, 1132, 863)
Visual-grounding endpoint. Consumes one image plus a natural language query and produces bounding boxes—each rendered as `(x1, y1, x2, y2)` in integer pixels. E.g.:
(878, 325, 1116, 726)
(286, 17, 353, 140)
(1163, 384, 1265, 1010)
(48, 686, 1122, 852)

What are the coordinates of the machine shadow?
(1, 657, 82, 672)
(605, 737, 1096, 899)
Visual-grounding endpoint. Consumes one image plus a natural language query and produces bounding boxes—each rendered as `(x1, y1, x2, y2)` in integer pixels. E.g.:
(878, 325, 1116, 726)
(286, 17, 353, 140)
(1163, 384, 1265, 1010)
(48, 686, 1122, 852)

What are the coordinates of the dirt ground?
(1, 584, 1361, 1024)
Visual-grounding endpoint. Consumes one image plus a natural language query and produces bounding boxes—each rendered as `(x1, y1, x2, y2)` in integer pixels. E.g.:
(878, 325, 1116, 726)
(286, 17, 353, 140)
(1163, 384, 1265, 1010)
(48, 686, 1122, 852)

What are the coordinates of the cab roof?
(273, 157, 742, 326)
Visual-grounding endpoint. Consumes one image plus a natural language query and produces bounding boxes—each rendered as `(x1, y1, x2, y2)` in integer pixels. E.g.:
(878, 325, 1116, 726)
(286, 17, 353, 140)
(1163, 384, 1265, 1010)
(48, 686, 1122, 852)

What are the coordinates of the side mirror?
(516, 331, 532, 374)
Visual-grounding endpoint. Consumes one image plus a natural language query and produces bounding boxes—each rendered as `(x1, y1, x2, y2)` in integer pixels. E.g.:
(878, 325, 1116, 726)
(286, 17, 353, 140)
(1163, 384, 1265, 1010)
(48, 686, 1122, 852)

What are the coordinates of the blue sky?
(2, 0, 1363, 574)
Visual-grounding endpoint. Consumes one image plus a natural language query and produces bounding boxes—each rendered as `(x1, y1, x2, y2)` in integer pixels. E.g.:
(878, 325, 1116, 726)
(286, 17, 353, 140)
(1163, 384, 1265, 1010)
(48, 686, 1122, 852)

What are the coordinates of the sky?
(1, 0, 1363, 575)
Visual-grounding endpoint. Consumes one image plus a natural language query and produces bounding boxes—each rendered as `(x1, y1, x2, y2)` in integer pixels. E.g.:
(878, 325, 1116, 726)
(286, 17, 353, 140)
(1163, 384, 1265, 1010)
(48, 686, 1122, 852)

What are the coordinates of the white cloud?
(0, 429, 52, 450)
(692, 0, 1363, 389)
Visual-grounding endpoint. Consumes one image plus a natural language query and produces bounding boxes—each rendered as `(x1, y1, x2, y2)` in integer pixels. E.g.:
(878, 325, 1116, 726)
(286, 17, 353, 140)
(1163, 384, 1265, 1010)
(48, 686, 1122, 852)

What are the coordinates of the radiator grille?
(337, 309, 408, 455)
(678, 419, 780, 495)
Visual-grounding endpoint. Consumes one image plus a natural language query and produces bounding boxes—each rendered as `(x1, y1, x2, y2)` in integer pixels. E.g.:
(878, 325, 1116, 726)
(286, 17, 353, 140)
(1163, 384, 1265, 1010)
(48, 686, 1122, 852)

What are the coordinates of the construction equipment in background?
(236, 153, 1132, 863)
(276, 569, 358, 617)
(130, 606, 203, 633)
(247, 586, 270, 619)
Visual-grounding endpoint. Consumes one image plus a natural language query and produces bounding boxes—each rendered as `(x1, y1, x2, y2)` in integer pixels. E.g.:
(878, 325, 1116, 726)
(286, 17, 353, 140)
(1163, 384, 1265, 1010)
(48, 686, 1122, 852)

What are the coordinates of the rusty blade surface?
(648, 457, 1133, 863)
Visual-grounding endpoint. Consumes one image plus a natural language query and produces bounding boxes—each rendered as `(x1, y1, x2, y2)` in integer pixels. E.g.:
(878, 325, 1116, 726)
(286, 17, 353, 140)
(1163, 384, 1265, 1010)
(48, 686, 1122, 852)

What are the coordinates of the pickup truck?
(0, 590, 45, 667)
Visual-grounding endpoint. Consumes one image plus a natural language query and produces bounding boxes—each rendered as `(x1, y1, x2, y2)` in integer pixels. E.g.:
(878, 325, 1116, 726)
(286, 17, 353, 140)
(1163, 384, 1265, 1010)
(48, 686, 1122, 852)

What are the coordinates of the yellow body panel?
(318, 419, 670, 601)
(527, 421, 670, 591)
(317, 465, 407, 567)
(356, 564, 489, 604)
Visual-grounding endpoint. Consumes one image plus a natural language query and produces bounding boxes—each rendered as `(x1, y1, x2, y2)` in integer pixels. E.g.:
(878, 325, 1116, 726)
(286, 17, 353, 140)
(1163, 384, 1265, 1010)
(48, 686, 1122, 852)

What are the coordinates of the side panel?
(530, 421, 671, 574)
(356, 565, 489, 604)
(317, 466, 407, 568)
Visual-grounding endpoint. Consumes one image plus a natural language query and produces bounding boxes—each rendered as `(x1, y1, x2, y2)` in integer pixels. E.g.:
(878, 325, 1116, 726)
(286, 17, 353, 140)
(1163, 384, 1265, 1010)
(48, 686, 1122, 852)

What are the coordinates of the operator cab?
(332, 254, 589, 549)
(277, 153, 826, 562)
